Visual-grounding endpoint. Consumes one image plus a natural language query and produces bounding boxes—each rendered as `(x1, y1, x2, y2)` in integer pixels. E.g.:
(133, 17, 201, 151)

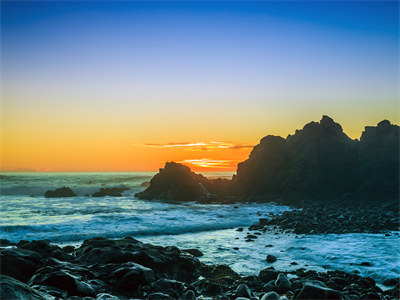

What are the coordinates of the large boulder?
(44, 186, 76, 198)
(75, 237, 201, 283)
(135, 162, 229, 202)
(0, 275, 51, 300)
(0, 248, 42, 282)
(294, 283, 345, 299)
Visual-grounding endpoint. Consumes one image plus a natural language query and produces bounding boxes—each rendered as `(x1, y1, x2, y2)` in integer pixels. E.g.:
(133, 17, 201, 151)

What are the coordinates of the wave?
(0, 219, 252, 243)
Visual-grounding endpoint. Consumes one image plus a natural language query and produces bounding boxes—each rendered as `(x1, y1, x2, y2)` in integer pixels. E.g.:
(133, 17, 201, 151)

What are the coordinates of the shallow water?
(1, 172, 399, 284)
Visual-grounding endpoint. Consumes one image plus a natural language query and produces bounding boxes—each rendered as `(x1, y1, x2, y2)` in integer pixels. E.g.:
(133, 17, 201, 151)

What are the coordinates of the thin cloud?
(138, 141, 254, 151)
(178, 158, 238, 169)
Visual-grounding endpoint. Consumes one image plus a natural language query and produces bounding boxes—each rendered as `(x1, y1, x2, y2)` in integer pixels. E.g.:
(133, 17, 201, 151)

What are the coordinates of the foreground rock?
(0, 275, 49, 300)
(1, 237, 398, 299)
(44, 186, 76, 198)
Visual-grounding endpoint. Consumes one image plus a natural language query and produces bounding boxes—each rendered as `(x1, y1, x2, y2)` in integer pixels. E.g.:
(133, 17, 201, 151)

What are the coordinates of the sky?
(1, 1, 399, 172)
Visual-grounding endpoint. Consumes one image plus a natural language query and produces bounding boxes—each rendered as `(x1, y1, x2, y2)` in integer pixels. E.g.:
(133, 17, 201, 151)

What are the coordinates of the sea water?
(1, 172, 399, 284)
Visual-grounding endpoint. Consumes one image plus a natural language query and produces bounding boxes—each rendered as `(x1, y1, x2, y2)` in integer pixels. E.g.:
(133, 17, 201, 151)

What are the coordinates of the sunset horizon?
(1, 1, 398, 172)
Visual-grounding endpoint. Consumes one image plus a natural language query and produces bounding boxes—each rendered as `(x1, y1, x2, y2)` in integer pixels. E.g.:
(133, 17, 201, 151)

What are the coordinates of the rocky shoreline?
(246, 201, 400, 235)
(1, 237, 399, 300)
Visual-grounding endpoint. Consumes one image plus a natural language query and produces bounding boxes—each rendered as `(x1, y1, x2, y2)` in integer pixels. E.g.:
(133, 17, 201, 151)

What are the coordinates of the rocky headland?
(136, 116, 399, 234)
(1, 237, 398, 300)
(137, 116, 399, 205)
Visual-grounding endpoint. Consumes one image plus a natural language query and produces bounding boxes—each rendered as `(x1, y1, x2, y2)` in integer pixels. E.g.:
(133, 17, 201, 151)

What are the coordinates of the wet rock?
(183, 248, 203, 257)
(360, 291, 384, 300)
(236, 283, 252, 298)
(383, 278, 399, 286)
(0, 275, 50, 300)
(92, 187, 128, 197)
(147, 292, 171, 299)
(96, 293, 120, 300)
(28, 266, 80, 296)
(201, 281, 223, 296)
(18, 240, 55, 258)
(203, 264, 240, 282)
(0, 238, 12, 247)
(181, 289, 196, 300)
(266, 255, 277, 263)
(295, 283, 344, 299)
(261, 291, 280, 300)
(45, 186, 76, 198)
(258, 268, 278, 283)
(0, 248, 42, 282)
(274, 273, 291, 293)
(150, 278, 185, 298)
(360, 261, 372, 267)
(99, 262, 154, 292)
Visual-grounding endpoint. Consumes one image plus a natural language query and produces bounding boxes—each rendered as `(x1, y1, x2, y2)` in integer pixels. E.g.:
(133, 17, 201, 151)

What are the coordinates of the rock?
(100, 262, 155, 292)
(44, 186, 76, 198)
(135, 162, 230, 202)
(140, 181, 150, 187)
(18, 239, 55, 258)
(27, 266, 80, 295)
(261, 291, 280, 300)
(0, 275, 50, 300)
(0, 248, 42, 282)
(359, 291, 384, 299)
(183, 248, 203, 257)
(203, 264, 240, 282)
(147, 292, 171, 299)
(258, 268, 278, 283)
(274, 273, 291, 293)
(92, 187, 129, 197)
(382, 278, 398, 286)
(360, 262, 372, 267)
(232, 116, 399, 204)
(203, 281, 222, 296)
(181, 290, 196, 300)
(295, 283, 344, 299)
(236, 283, 252, 298)
(96, 293, 120, 300)
(266, 255, 277, 263)
(0, 238, 12, 246)
(150, 278, 185, 298)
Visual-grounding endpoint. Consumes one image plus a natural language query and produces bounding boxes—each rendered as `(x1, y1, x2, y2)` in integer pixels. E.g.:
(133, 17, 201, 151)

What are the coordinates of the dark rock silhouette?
(135, 162, 230, 202)
(137, 116, 399, 204)
(0, 275, 48, 300)
(44, 186, 76, 198)
(232, 116, 399, 203)
(92, 187, 129, 197)
(358, 119, 399, 199)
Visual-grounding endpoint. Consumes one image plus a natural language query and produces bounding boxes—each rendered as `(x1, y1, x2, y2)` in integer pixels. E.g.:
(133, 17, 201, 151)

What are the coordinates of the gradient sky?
(1, 1, 399, 172)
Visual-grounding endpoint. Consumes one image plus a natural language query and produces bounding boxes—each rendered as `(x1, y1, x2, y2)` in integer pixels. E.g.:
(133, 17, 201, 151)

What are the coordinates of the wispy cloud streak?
(138, 141, 254, 151)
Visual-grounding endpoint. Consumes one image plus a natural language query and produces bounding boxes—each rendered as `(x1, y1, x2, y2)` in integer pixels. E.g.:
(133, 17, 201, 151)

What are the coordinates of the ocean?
(0, 172, 399, 285)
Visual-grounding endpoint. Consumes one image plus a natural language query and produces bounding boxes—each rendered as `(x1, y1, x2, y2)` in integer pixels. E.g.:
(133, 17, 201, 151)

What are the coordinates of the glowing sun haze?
(1, 1, 399, 172)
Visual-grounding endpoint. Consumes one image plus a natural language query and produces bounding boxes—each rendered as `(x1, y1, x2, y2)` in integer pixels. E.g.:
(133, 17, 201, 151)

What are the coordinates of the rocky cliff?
(232, 116, 399, 202)
(137, 116, 399, 203)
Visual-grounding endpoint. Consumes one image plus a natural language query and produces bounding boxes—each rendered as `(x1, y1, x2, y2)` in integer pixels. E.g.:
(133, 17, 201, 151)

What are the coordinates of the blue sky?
(1, 1, 399, 171)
